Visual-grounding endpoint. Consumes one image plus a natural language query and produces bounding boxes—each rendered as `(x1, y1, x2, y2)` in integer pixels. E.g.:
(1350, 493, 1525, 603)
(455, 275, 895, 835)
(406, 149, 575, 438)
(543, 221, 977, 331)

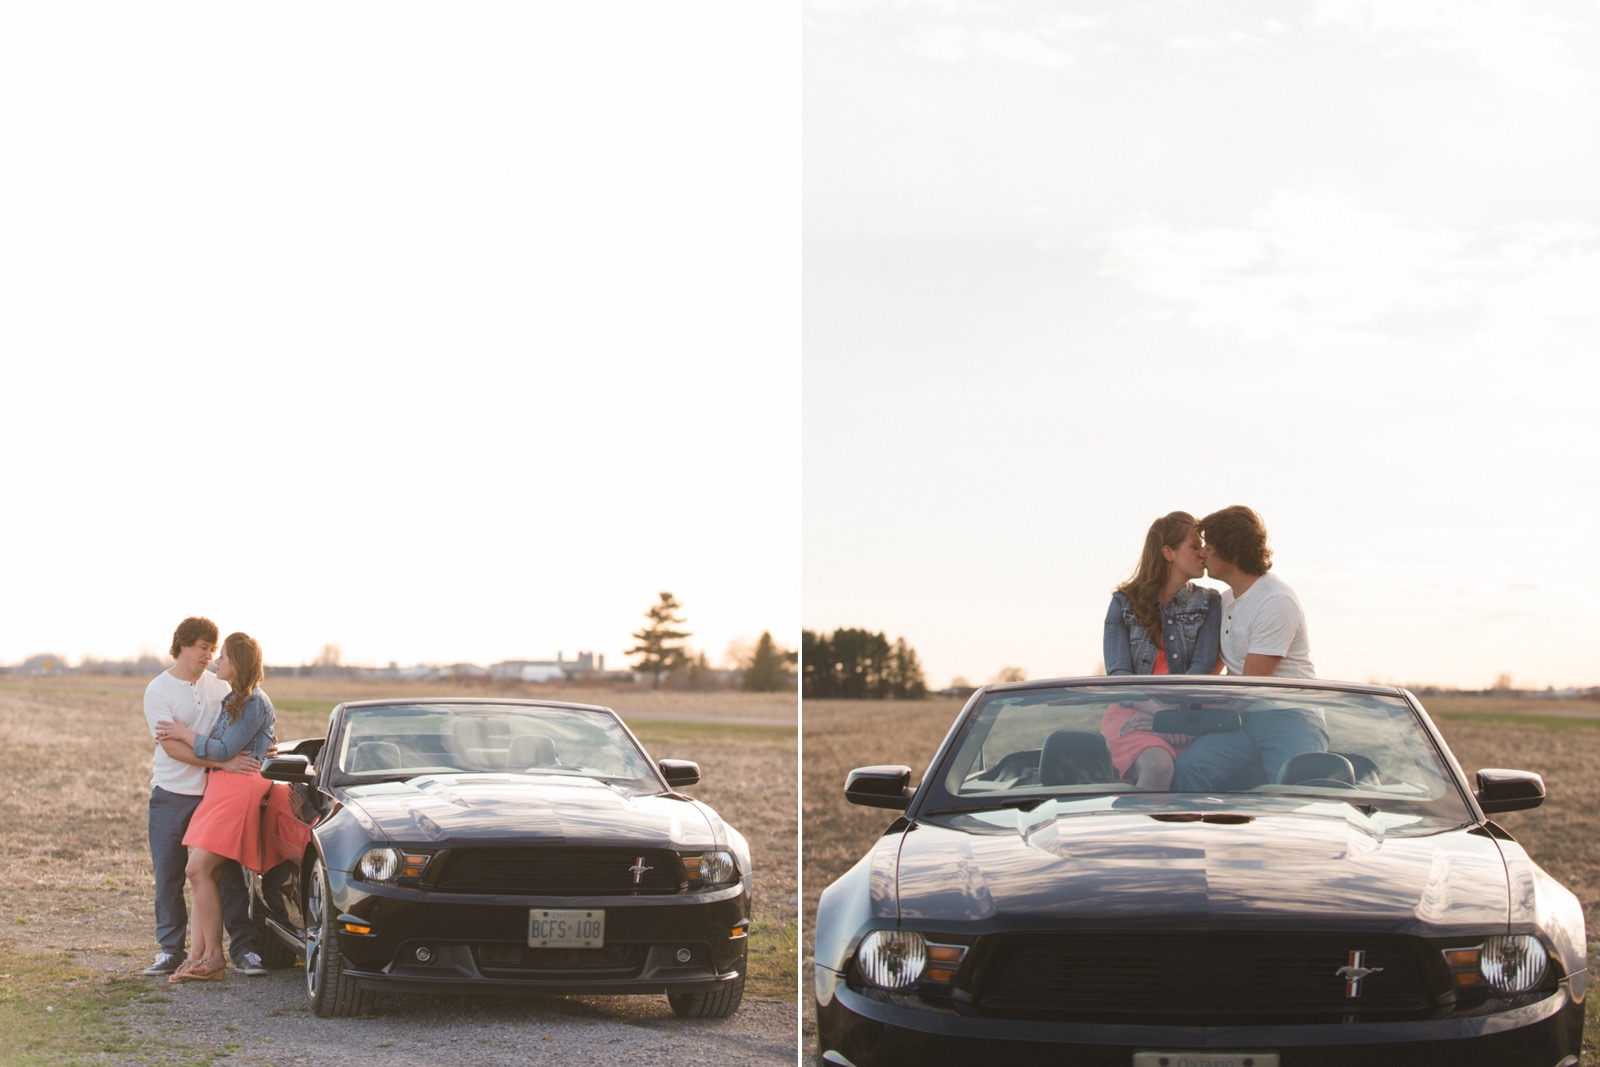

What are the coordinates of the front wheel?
(304, 857, 372, 1017)
(667, 970, 745, 1018)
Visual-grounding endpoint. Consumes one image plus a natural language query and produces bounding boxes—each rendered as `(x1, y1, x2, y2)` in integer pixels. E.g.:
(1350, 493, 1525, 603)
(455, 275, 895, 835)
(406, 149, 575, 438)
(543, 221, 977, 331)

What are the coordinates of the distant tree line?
(801, 628, 927, 700)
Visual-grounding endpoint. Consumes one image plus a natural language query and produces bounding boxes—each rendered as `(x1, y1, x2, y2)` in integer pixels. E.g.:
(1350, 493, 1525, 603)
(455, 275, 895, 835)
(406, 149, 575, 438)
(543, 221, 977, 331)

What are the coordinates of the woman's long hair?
(221, 632, 264, 721)
(1114, 511, 1197, 650)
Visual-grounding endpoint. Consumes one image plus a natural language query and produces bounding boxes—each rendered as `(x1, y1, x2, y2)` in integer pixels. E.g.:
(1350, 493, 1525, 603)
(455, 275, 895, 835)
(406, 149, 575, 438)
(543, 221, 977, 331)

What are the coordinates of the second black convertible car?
(251, 698, 750, 1018)
(814, 676, 1585, 1066)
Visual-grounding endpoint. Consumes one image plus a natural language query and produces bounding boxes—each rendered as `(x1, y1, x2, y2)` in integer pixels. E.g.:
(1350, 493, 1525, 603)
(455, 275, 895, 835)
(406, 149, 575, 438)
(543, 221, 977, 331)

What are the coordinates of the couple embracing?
(1101, 505, 1324, 791)
(142, 616, 276, 983)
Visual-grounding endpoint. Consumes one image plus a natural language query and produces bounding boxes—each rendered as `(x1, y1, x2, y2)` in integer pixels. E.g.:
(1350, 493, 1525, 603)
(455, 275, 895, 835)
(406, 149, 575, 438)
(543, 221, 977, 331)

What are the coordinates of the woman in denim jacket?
(1101, 512, 1221, 788)
(154, 632, 275, 982)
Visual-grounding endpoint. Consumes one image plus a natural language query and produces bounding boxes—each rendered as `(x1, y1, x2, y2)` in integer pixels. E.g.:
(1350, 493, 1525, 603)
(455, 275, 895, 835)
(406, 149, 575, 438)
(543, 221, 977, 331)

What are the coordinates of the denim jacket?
(193, 687, 275, 762)
(1104, 583, 1221, 675)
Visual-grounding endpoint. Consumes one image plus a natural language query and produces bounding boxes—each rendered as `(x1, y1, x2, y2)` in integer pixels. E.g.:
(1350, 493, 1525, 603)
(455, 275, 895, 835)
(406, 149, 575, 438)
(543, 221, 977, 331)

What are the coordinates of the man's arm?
(1239, 653, 1284, 676)
(156, 738, 260, 773)
(1238, 593, 1300, 677)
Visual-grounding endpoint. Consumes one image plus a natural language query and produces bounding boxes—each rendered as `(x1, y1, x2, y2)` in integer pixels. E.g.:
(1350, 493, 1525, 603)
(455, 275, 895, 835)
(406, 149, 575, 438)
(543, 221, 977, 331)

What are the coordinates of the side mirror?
(1475, 768, 1545, 813)
(261, 755, 315, 785)
(659, 759, 701, 787)
(275, 737, 323, 759)
(845, 765, 914, 810)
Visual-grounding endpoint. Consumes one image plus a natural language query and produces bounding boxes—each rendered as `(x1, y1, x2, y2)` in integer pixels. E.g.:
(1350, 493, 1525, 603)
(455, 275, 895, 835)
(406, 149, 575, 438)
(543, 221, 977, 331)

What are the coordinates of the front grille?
(475, 943, 644, 974)
(433, 848, 681, 894)
(974, 932, 1436, 1024)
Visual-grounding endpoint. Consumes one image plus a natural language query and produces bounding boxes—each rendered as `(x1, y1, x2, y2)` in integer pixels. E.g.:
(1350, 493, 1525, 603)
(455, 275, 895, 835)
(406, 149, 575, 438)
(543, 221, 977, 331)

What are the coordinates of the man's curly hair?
(1198, 506, 1272, 576)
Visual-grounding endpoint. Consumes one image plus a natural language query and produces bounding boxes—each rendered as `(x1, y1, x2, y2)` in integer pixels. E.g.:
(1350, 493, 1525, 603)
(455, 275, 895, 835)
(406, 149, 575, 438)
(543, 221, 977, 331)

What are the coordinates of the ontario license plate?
(1132, 1054, 1278, 1067)
(527, 909, 605, 948)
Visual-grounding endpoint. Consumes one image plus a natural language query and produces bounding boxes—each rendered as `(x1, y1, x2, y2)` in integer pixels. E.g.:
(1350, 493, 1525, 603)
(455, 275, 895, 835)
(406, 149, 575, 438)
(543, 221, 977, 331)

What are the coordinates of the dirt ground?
(0, 676, 798, 1063)
(801, 692, 1600, 1064)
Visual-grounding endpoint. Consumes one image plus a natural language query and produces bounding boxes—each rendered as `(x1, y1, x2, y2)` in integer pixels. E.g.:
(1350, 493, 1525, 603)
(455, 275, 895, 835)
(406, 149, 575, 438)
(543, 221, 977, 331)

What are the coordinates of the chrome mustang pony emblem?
(628, 857, 654, 884)
(1336, 950, 1384, 997)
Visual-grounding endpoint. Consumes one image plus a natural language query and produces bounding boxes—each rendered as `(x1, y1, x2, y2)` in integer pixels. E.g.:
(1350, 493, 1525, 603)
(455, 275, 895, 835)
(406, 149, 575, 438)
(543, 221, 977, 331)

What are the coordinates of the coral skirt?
(183, 768, 271, 872)
(1102, 705, 1191, 782)
(1099, 649, 1190, 782)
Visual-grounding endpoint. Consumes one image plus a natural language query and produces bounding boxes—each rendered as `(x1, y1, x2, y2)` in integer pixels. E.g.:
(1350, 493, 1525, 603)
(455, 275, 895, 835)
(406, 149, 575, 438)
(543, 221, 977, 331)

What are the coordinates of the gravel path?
(107, 952, 797, 1065)
(20, 902, 796, 1065)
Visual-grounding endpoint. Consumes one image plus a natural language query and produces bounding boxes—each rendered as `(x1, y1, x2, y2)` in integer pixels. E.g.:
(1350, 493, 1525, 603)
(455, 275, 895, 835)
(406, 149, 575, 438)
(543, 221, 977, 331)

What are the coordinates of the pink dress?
(1100, 651, 1193, 782)
(183, 768, 272, 873)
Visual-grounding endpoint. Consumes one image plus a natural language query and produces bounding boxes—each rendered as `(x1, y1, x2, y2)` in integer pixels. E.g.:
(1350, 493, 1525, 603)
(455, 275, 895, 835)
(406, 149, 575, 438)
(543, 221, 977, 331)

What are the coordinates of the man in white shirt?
(1170, 507, 1328, 790)
(141, 617, 266, 977)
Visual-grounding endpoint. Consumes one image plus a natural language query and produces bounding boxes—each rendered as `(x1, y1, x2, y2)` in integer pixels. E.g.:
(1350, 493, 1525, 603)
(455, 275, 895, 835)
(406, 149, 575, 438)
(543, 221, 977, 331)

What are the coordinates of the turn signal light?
(925, 943, 967, 984)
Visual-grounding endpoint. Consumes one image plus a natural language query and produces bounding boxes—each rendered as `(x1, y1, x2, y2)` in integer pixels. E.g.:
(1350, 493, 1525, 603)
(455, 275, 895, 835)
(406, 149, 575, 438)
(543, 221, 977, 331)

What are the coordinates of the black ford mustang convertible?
(814, 676, 1585, 1067)
(251, 697, 750, 1018)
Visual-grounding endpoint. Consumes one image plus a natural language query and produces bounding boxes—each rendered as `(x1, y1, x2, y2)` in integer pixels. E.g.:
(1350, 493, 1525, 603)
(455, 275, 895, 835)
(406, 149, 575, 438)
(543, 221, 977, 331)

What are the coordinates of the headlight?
(358, 848, 399, 881)
(1481, 935, 1549, 993)
(857, 930, 926, 989)
(684, 850, 739, 888)
(1442, 935, 1549, 994)
(356, 847, 432, 883)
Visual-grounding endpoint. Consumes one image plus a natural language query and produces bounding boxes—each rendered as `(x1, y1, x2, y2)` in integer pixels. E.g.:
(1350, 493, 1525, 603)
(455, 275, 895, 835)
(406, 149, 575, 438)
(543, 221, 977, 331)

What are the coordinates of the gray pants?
(148, 785, 257, 959)
(1172, 708, 1330, 792)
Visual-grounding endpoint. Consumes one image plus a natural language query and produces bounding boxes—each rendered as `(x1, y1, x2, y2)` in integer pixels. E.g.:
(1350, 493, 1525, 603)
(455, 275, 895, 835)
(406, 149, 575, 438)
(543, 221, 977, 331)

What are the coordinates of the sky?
(803, 0, 1600, 692)
(1, 4, 798, 672)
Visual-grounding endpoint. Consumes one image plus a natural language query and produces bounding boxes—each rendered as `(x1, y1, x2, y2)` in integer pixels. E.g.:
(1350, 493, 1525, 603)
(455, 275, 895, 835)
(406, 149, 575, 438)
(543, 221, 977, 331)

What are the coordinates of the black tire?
(305, 857, 372, 1017)
(666, 970, 745, 1019)
(255, 913, 298, 969)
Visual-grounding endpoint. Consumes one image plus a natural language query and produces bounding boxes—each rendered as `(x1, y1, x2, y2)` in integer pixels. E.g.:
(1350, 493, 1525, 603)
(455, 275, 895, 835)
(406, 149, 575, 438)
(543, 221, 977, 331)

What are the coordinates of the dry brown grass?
(0, 675, 796, 1003)
(801, 693, 1600, 1063)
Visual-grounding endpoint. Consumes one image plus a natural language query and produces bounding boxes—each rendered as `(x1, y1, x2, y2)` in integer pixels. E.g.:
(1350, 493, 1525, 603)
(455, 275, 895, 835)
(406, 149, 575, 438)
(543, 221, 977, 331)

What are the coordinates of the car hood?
(893, 802, 1512, 933)
(339, 773, 721, 848)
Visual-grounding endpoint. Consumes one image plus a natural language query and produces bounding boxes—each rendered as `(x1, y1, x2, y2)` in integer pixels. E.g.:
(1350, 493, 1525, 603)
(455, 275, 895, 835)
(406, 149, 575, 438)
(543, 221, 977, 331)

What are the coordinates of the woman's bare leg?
(1131, 748, 1175, 790)
(185, 849, 227, 970)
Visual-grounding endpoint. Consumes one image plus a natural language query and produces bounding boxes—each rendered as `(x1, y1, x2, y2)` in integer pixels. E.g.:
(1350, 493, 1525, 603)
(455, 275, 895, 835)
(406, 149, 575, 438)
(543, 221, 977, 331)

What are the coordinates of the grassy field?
(802, 691, 1600, 1063)
(0, 675, 796, 1064)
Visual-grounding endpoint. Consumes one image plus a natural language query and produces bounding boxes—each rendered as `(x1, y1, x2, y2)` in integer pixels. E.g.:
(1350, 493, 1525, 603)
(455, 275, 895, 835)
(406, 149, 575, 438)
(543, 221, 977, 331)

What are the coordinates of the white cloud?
(1167, 30, 1271, 54)
(1099, 191, 1600, 359)
(913, 25, 1078, 67)
(1311, 0, 1591, 93)
(807, 0, 1102, 68)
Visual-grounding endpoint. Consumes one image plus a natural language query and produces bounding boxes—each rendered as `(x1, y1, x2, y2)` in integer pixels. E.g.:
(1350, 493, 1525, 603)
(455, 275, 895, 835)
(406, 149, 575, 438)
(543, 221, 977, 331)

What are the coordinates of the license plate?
(527, 909, 605, 948)
(1133, 1054, 1278, 1067)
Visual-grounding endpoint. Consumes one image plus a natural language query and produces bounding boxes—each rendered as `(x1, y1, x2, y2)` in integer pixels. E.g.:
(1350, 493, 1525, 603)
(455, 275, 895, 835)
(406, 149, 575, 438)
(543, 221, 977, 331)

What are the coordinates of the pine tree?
(626, 592, 692, 689)
(742, 631, 792, 692)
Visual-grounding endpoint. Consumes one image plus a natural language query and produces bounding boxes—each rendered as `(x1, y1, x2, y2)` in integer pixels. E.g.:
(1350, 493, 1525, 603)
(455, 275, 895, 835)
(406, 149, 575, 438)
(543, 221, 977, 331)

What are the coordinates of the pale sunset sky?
(1, 4, 798, 673)
(803, 0, 1600, 691)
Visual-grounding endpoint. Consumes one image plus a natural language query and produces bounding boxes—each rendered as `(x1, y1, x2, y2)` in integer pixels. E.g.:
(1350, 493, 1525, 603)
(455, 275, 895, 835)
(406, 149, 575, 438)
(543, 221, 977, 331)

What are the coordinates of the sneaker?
(142, 951, 186, 976)
(233, 950, 267, 976)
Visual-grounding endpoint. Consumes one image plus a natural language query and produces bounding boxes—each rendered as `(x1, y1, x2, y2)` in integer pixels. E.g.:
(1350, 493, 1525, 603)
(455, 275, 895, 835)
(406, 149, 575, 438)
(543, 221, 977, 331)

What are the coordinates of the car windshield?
(330, 703, 661, 793)
(927, 683, 1473, 831)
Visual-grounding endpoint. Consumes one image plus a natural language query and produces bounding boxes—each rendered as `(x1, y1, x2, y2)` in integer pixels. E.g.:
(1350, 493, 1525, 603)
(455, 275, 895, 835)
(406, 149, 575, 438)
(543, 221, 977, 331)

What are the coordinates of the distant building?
(431, 663, 492, 682)
(489, 650, 607, 684)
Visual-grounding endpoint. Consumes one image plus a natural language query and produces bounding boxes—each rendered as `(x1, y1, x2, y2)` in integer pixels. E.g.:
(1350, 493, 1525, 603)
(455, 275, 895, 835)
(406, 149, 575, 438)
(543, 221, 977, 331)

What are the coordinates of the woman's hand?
(154, 718, 196, 747)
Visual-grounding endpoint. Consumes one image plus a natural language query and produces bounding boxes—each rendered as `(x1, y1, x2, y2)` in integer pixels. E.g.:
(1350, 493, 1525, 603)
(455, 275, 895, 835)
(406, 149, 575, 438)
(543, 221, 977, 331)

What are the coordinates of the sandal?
(170, 957, 226, 983)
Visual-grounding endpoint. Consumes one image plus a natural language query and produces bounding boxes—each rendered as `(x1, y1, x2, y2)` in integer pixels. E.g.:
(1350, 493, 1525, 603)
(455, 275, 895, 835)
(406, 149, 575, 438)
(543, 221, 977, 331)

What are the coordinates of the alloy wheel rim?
(305, 861, 324, 999)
